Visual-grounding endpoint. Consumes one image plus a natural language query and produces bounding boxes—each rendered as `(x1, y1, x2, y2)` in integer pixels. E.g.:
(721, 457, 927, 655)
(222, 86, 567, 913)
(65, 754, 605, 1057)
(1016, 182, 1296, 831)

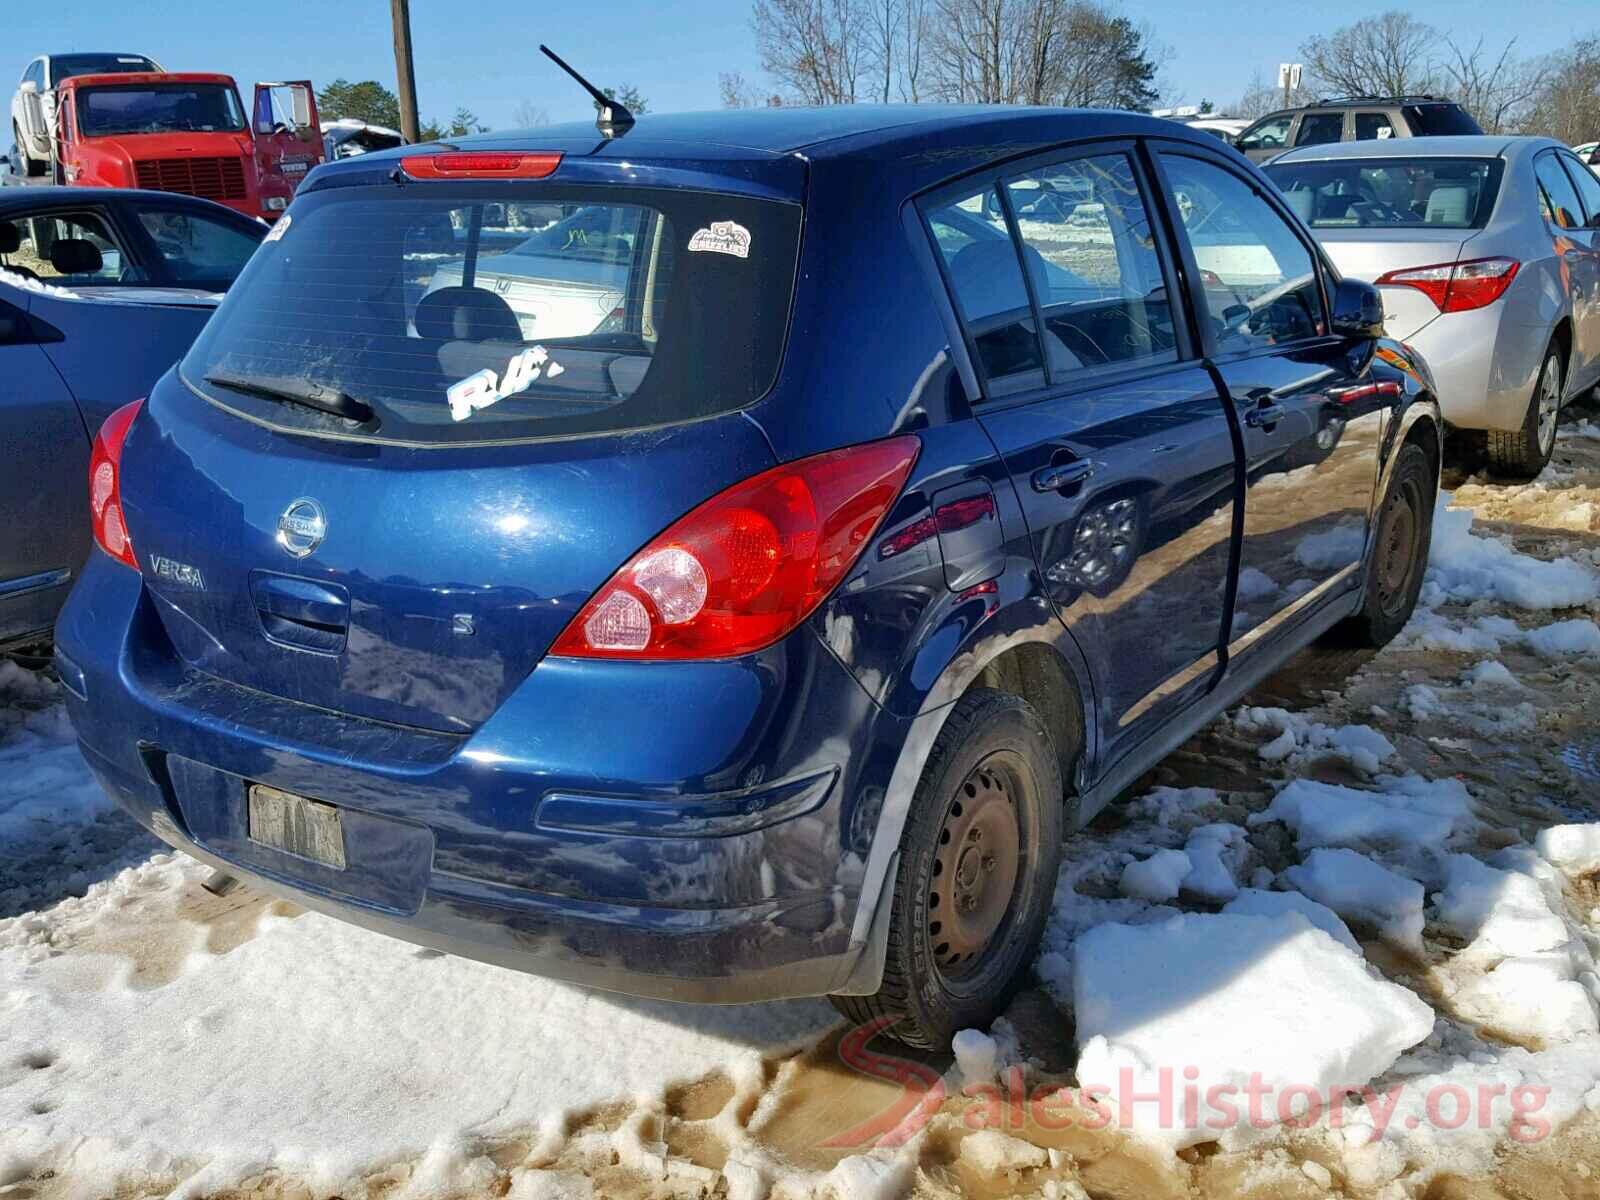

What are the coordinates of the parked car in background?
(0, 187, 264, 649)
(58, 106, 1440, 1048)
(1573, 141, 1599, 178)
(1151, 107, 1249, 145)
(10, 52, 161, 177)
(1236, 97, 1482, 164)
(50, 72, 322, 219)
(322, 117, 408, 161)
(1267, 135, 1600, 478)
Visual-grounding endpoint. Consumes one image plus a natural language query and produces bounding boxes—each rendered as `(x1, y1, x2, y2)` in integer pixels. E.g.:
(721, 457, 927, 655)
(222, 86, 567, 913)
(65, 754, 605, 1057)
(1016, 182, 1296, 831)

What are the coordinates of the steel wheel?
(1373, 476, 1422, 619)
(929, 756, 1022, 982)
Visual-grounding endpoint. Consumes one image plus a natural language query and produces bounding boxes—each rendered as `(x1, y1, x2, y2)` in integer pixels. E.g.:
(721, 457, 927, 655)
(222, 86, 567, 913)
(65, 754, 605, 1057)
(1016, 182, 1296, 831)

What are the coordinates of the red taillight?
(89, 400, 143, 571)
(400, 152, 563, 179)
(551, 437, 921, 660)
(1375, 256, 1520, 314)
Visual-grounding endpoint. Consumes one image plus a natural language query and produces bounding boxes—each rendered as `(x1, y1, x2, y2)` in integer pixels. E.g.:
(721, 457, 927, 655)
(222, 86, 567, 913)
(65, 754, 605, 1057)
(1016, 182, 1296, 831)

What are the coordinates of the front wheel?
(1331, 440, 1435, 648)
(1486, 343, 1563, 481)
(830, 689, 1064, 1050)
(12, 122, 44, 177)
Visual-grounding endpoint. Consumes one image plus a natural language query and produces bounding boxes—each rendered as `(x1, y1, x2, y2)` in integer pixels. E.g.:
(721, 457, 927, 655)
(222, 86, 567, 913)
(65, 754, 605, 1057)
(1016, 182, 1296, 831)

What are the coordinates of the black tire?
(830, 688, 1065, 1050)
(1486, 342, 1563, 481)
(1331, 441, 1434, 648)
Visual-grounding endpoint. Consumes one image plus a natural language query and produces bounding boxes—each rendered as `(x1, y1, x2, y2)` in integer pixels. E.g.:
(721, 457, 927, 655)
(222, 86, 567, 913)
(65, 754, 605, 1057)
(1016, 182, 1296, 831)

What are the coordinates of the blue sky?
(10, 0, 1595, 130)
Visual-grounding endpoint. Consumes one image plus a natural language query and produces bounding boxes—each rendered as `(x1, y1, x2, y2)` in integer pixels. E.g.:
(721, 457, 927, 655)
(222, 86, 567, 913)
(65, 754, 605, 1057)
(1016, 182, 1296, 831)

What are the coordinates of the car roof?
(313, 104, 1227, 179)
(1268, 134, 1561, 165)
(0, 186, 264, 225)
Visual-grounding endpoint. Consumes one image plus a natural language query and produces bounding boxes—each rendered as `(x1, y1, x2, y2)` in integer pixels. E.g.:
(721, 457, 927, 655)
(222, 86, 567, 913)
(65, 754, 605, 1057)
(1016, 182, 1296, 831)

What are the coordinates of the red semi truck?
(50, 72, 323, 220)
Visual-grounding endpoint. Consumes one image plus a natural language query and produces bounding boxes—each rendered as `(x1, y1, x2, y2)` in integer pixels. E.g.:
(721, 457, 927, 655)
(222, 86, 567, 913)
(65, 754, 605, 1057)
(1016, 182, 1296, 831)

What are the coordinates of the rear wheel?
(830, 689, 1064, 1050)
(1332, 440, 1434, 648)
(1486, 343, 1563, 481)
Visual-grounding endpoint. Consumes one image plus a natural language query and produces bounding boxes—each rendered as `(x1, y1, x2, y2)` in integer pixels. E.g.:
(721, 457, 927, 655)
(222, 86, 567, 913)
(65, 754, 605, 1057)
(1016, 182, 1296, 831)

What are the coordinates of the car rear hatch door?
(1315, 228, 1481, 340)
(118, 163, 804, 735)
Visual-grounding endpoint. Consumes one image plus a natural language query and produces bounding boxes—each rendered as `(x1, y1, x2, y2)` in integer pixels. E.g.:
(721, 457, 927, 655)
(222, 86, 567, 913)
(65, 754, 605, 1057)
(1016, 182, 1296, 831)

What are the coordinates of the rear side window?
(1005, 153, 1179, 375)
(925, 183, 1044, 387)
(136, 206, 261, 287)
(1534, 153, 1585, 229)
(1402, 105, 1482, 136)
(1556, 152, 1600, 226)
(181, 184, 801, 444)
(1161, 154, 1326, 354)
(1295, 113, 1344, 147)
(1264, 157, 1503, 229)
(4, 211, 130, 285)
(1353, 112, 1396, 141)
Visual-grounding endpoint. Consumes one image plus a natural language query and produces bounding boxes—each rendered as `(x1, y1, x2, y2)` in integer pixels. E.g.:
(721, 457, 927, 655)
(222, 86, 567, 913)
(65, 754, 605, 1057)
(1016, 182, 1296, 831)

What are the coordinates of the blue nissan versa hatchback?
(57, 105, 1442, 1047)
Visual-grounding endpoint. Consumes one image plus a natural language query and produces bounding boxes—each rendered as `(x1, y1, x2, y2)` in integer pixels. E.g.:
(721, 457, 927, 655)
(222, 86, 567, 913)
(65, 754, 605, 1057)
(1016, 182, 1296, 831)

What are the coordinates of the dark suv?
(58, 106, 1442, 1048)
(1235, 96, 1483, 163)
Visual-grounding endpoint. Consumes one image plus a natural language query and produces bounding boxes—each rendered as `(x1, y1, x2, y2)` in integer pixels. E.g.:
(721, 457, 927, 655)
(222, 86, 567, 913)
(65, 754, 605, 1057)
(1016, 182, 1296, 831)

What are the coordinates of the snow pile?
(1232, 706, 1396, 775)
(952, 1028, 999, 1087)
(1117, 826, 1247, 904)
(1524, 618, 1600, 658)
(1284, 848, 1426, 952)
(0, 267, 79, 299)
(1536, 824, 1600, 876)
(1221, 889, 1360, 953)
(1252, 775, 1475, 854)
(1432, 853, 1599, 1045)
(1119, 849, 1192, 902)
(1464, 660, 1519, 689)
(1422, 499, 1600, 610)
(1072, 913, 1434, 1151)
(0, 855, 835, 1199)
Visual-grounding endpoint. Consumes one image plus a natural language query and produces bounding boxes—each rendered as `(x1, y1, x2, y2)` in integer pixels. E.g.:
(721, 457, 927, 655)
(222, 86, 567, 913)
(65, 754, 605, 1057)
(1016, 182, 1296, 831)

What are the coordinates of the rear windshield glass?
(51, 54, 158, 83)
(1403, 104, 1482, 136)
(1265, 157, 1502, 229)
(79, 84, 246, 136)
(181, 184, 802, 444)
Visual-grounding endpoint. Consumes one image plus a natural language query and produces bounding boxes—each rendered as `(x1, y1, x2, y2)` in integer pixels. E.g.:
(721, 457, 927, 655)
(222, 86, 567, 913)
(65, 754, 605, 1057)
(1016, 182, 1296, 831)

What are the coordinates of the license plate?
(248, 784, 346, 870)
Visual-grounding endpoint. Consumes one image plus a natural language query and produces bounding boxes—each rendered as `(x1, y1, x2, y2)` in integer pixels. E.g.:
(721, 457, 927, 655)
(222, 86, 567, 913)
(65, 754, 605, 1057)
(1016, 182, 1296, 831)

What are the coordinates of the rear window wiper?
(205, 372, 375, 426)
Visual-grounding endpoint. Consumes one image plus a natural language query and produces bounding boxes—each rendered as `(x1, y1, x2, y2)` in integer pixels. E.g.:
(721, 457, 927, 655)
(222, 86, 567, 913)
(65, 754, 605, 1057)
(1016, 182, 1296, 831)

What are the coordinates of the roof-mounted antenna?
(539, 45, 635, 139)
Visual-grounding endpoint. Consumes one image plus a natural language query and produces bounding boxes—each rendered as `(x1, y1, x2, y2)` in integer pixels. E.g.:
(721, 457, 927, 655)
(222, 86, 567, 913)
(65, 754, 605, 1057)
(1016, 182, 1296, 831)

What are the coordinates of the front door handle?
(1032, 460, 1095, 493)
(1245, 402, 1287, 429)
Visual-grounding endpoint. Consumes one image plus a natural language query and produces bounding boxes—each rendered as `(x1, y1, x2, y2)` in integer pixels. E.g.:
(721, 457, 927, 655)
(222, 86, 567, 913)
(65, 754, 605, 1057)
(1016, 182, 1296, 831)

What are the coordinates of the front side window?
(6, 211, 130, 284)
(182, 184, 801, 444)
(137, 207, 261, 287)
(925, 183, 1043, 387)
(1161, 154, 1325, 353)
(1353, 112, 1395, 141)
(78, 84, 245, 136)
(1534, 153, 1585, 230)
(1295, 113, 1344, 147)
(1237, 116, 1292, 153)
(1264, 157, 1503, 229)
(1005, 153, 1178, 375)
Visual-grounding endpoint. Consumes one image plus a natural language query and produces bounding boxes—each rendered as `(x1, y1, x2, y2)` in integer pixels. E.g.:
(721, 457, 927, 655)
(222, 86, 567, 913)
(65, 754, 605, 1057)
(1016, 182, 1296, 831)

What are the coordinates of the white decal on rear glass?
(446, 345, 564, 421)
(262, 213, 291, 243)
(687, 221, 751, 258)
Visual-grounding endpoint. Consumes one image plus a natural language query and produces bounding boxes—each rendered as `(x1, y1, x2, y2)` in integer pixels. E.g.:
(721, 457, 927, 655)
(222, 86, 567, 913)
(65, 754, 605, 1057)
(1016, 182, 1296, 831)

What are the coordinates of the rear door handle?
(1245, 402, 1287, 428)
(1032, 460, 1095, 492)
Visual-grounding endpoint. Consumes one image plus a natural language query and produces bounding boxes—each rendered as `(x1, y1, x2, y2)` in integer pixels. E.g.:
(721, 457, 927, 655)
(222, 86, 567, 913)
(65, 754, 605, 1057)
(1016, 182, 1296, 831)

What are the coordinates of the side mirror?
(19, 80, 38, 95)
(1330, 277, 1384, 340)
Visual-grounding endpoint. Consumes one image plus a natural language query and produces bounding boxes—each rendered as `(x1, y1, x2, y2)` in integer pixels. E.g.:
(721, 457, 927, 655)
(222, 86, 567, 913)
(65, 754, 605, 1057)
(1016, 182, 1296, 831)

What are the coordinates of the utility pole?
(391, 0, 421, 143)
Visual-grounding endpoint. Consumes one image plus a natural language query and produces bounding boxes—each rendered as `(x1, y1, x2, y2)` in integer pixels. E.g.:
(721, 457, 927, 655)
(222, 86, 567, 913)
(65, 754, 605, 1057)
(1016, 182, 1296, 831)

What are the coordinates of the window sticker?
(446, 345, 564, 421)
(687, 220, 751, 258)
(262, 213, 291, 243)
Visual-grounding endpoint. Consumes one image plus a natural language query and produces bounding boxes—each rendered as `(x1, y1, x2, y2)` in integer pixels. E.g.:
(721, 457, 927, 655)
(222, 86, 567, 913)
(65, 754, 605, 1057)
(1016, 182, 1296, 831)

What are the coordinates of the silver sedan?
(1266, 135, 1600, 479)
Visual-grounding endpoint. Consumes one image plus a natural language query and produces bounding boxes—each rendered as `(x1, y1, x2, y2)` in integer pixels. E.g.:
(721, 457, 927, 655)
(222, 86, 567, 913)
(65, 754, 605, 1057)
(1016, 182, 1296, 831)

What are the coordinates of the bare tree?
(1299, 11, 1441, 98)
(752, 0, 869, 104)
(720, 70, 785, 109)
(1440, 37, 1544, 134)
(1230, 68, 1307, 119)
(899, 0, 927, 101)
(1519, 36, 1600, 143)
(867, 0, 901, 103)
(510, 100, 549, 128)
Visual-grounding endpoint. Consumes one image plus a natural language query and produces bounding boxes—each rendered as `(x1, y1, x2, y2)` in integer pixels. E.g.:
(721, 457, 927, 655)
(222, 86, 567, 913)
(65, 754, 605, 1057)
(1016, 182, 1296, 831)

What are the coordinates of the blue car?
(0, 187, 264, 651)
(57, 106, 1441, 1046)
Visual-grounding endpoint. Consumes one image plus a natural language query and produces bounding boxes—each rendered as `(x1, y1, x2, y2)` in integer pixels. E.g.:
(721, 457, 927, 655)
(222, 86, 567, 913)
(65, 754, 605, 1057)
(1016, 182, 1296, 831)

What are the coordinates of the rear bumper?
(1407, 306, 1544, 434)
(56, 556, 908, 1004)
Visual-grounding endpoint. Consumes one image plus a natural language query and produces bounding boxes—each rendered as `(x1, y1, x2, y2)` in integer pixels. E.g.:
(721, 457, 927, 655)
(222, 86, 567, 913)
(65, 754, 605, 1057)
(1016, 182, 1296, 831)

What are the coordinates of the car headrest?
(413, 286, 523, 343)
(49, 238, 103, 274)
(1282, 190, 1315, 223)
(1425, 186, 1471, 225)
(949, 240, 1051, 319)
(0, 222, 20, 255)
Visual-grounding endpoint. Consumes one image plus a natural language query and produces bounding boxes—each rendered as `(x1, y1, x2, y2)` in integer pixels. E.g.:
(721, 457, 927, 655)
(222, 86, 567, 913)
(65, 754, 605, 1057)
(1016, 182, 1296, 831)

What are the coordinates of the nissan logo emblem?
(277, 498, 327, 559)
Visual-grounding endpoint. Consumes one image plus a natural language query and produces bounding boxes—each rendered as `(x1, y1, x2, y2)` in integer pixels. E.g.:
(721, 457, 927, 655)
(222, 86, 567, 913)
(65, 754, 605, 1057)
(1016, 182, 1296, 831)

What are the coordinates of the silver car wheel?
(1536, 355, 1561, 456)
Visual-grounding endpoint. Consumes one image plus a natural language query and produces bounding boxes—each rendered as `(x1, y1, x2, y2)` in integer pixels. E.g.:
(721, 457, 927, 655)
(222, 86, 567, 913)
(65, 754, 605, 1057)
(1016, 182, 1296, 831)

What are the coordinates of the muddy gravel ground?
(4, 398, 1599, 1200)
